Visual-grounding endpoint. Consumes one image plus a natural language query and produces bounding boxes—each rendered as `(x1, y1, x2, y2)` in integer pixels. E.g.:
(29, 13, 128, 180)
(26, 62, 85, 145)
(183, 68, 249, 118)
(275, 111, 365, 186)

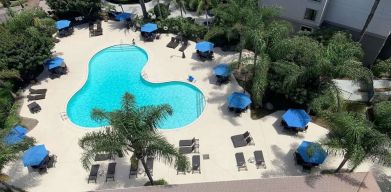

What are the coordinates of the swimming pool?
(67, 45, 205, 129)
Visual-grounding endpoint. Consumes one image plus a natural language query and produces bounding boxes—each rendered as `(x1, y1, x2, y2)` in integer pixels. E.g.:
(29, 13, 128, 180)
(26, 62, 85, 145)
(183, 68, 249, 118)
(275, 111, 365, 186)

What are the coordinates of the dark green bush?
(158, 18, 207, 41)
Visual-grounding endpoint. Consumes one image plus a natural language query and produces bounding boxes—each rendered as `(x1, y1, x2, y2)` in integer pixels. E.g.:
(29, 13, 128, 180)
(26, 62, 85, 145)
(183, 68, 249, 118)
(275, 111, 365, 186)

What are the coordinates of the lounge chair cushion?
(106, 162, 116, 182)
(254, 150, 266, 168)
(88, 164, 100, 183)
(231, 135, 247, 148)
(192, 155, 201, 173)
(235, 152, 247, 171)
(179, 145, 195, 154)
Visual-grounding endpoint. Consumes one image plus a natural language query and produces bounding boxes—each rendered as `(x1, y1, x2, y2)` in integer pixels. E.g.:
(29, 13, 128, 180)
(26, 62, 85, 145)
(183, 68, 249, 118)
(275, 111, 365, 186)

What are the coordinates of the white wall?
(325, 0, 391, 37)
(262, 0, 329, 27)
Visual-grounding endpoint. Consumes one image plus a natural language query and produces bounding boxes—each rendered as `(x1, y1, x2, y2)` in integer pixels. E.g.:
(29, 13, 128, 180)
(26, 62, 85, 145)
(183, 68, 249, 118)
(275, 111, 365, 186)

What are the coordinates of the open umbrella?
(297, 141, 327, 165)
(141, 23, 158, 33)
(46, 57, 64, 70)
(55, 20, 71, 30)
(282, 109, 311, 129)
(227, 92, 252, 110)
(115, 12, 132, 21)
(4, 125, 28, 145)
(213, 64, 230, 77)
(22, 145, 48, 167)
(196, 41, 214, 52)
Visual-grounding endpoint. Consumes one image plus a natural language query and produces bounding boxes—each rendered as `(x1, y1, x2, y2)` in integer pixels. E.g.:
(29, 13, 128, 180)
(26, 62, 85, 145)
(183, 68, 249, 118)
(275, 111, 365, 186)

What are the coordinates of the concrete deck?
(4, 20, 390, 192)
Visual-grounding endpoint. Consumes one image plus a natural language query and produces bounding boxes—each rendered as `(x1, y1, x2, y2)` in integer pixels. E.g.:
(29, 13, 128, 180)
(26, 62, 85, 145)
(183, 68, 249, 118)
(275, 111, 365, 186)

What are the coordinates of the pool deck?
(4, 21, 390, 192)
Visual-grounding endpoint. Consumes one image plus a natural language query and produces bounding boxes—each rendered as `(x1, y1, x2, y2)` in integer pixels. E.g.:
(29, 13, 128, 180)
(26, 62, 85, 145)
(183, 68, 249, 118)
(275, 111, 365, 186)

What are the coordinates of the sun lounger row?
(88, 162, 117, 183)
(235, 151, 266, 171)
(167, 36, 189, 51)
(128, 157, 154, 178)
(231, 131, 254, 148)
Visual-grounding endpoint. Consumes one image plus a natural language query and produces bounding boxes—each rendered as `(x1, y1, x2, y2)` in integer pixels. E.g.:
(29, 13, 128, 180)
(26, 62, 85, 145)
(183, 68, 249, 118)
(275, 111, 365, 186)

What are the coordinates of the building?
(97, 172, 381, 192)
(261, 0, 391, 66)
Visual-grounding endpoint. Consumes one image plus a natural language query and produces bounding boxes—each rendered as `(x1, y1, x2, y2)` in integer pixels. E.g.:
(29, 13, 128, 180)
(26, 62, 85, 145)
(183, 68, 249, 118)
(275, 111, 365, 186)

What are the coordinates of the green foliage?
(79, 92, 189, 184)
(153, 3, 170, 19)
(372, 59, 391, 78)
(0, 9, 55, 82)
(107, 0, 151, 4)
(373, 101, 391, 137)
(158, 17, 207, 40)
(183, 0, 220, 14)
(144, 179, 168, 186)
(46, 0, 102, 19)
(0, 89, 14, 129)
(310, 87, 343, 116)
(322, 112, 391, 171)
(251, 54, 270, 107)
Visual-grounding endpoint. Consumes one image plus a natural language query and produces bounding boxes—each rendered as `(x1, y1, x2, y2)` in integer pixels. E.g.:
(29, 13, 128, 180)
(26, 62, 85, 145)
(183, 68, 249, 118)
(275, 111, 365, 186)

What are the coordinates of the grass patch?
(144, 179, 168, 186)
(344, 102, 367, 113)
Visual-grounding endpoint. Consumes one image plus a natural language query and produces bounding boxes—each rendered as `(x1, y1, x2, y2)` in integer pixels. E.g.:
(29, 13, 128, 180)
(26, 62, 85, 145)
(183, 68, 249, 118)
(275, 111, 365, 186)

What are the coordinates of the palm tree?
(139, 0, 149, 19)
(0, 131, 34, 192)
(170, 0, 186, 17)
(322, 112, 391, 172)
(359, 0, 381, 43)
(79, 92, 189, 185)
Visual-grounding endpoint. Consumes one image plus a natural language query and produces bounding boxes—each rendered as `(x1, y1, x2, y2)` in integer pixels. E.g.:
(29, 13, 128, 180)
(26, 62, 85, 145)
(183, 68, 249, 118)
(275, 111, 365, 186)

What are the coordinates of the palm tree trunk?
(238, 49, 243, 69)
(139, 0, 148, 19)
(157, 0, 162, 19)
(140, 158, 154, 185)
(0, 181, 26, 192)
(335, 156, 349, 173)
(359, 0, 381, 43)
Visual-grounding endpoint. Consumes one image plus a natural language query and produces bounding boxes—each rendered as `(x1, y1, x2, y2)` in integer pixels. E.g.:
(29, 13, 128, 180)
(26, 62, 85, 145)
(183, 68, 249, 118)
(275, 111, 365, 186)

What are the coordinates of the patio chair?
(179, 144, 198, 154)
(178, 39, 189, 52)
(231, 131, 253, 148)
(254, 150, 266, 169)
(27, 94, 46, 101)
(88, 164, 100, 183)
(179, 137, 199, 147)
(129, 159, 139, 178)
(47, 154, 57, 168)
(145, 157, 154, 176)
(105, 162, 116, 182)
(166, 37, 176, 48)
(192, 155, 201, 174)
(29, 88, 47, 95)
(235, 152, 247, 171)
(27, 102, 41, 113)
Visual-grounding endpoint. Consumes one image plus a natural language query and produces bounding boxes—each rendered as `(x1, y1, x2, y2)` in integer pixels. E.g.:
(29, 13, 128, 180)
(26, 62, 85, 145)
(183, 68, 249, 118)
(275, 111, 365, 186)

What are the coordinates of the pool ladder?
(196, 93, 204, 116)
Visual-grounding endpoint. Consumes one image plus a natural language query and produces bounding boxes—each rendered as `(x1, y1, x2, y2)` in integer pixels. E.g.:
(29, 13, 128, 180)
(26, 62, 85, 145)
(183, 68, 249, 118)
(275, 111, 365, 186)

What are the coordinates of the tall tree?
(139, 0, 148, 19)
(79, 93, 189, 185)
(46, 0, 102, 20)
(170, 0, 186, 17)
(322, 112, 391, 172)
(359, 0, 381, 43)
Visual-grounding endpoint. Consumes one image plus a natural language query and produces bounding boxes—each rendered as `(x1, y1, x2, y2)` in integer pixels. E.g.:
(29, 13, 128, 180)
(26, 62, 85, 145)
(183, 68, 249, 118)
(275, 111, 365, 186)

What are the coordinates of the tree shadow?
(371, 165, 391, 192)
(260, 144, 302, 178)
(5, 160, 41, 190)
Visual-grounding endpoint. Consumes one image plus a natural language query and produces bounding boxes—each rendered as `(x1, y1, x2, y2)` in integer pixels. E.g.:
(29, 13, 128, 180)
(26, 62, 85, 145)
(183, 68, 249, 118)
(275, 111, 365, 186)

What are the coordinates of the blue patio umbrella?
(115, 12, 132, 21)
(213, 64, 230, 77)
(141, 23, 158, 33)
(22, 145, 48, 167)
(46, 57, 64, 70)
(227, 92, 252, 110)
(282, 109, 311, 129)
(297, 141, 327, 165)
(55, 20, 71, 30)
(195, 41, 214, 52)
(4, 125, 28, 145)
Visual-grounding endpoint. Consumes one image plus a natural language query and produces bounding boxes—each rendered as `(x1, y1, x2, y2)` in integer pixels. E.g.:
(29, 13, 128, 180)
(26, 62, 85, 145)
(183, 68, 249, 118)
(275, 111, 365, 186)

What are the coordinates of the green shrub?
(158, 17, 207, 41)
(144, 179, 168, 186)
(0, 88, 14, 129)
(153, 3, 170, 19)
(107, 0, 151, 4)
(372, 59, 391, 78)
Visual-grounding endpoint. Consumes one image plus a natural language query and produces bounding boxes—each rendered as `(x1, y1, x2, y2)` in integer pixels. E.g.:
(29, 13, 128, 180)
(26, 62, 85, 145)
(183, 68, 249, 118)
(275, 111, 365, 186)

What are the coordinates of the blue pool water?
(67, 45, 205, 129)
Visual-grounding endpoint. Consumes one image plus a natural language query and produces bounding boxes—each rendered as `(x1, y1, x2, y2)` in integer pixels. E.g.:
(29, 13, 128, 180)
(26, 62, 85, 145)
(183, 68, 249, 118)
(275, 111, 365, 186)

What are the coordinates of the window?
(304, 8, 317, 21)
(300, 26, 313, 32)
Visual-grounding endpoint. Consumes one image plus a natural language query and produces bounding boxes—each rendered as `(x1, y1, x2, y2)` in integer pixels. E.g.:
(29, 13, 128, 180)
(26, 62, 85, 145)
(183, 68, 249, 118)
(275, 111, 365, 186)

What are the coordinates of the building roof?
(97, 172, 380, 192)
